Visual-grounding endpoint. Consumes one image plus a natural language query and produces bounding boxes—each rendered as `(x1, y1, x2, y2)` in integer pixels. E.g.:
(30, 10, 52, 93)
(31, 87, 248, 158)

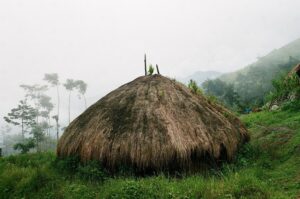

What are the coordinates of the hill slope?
(203, 38, 300, 107)
(221, 38, 300, 83)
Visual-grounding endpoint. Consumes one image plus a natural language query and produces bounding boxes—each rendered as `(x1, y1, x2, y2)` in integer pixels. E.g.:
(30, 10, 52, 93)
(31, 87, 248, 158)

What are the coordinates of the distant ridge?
(179, 70, 222, 85)
(219, 38, 300, 83)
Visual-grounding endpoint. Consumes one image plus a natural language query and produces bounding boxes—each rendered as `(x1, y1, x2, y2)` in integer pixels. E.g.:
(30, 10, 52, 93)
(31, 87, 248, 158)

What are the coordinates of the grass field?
(0, 110, 300, 199)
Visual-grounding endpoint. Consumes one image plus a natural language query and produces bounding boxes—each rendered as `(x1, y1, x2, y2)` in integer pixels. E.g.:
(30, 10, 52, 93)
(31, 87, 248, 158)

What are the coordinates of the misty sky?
(1, 0, 300, 129)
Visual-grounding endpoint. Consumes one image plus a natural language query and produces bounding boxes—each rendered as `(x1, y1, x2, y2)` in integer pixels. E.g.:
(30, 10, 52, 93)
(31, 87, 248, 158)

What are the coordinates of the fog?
(1, 0, 300, 128)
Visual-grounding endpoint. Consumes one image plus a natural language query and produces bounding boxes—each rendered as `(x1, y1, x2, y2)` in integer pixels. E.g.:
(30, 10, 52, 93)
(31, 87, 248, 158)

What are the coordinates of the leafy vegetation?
(188, 79, 203, 95)
(3, 100, 37, 140)
(1, 108, 300, 198)
(2, 73, 88, 156)
(202, 79, 240, 110)
(267, 73, 300, 106)
(202, 38, 300, 110)
(148, 64, 155, 75)
(13, 138, 35, 154)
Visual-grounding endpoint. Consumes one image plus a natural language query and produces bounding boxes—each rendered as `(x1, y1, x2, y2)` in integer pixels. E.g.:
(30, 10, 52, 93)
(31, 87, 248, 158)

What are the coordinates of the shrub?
(107, 181, 144, 199)
(281, 100, 300, 111)
(13, 138, 35, 154)
(107, 181, 161, 199)
(235, 143, 262, 167)
(62, 183, 96, 199)
(53, 155, 80, 174)
(267, 73, 300, 107)
(188, 79, 202, 95)
(77, 161, 107, 183)
(54, 157, 107, 183)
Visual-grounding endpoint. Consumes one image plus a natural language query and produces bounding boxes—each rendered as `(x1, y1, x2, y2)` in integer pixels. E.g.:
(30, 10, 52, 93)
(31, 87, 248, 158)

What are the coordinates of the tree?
(202, 79, 241, 110)
(30, 124, 45, 152)
(0, 125, 12, 156)
(64, 79, 77, 124)
(75, 80, 88, 109)
(44, 73, 60, 141)
(20, 84, 48, 122)
(39, 94, 54, 139)
(13, 138, 35, 154)
(3, 100, 37, 141)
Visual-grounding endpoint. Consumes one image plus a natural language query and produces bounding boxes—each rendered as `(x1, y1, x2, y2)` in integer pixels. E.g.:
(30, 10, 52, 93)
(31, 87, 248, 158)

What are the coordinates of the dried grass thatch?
(57, 75, 249, 172)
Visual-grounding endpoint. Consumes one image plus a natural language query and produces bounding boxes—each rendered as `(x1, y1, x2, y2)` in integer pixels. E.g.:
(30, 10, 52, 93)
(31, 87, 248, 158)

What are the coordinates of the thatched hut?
(57, 75, 249, 173)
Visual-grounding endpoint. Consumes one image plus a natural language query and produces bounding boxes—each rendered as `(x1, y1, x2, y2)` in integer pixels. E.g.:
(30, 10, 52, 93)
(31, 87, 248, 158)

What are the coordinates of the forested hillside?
(202, 38, 300, 110)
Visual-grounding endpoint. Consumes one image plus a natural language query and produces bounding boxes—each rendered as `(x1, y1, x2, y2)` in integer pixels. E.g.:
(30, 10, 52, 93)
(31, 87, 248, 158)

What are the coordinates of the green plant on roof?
(188, 79, 203, 95)
(148, 64, 155, 75)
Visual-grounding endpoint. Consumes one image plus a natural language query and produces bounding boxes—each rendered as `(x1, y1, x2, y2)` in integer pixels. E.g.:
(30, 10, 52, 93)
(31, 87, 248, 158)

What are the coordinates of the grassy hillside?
(0, 109, 300, 198)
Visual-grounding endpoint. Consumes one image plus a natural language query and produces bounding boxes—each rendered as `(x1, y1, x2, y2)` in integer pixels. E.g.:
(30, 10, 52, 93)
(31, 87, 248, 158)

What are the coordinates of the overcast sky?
(1, 0, 300, 129)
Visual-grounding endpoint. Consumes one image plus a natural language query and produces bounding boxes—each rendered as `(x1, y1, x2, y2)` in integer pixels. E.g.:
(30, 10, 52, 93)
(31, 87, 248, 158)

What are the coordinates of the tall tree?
(43, 73, 60, 141)
(39, 94, 54, 137)
(20, 84, 48, 122)
(0, 125, 11, 156)
(3, 100, 37, 141)
(75, 80, 88, 109)
(30, 124, 45, 152)
(63, 79, 77, 124)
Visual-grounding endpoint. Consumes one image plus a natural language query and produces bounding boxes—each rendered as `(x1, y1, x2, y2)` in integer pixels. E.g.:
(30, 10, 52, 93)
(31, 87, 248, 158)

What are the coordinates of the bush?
(54, 157, 107, 183)
(108, 181, 148, 199)
(281, 100, 300, 111)
(53, 155, 80, 174)
(77, 161, 107, 183)
(267, 73, 300, 106)
(62, 183, 96, 199)
(13, 138, 35, 154)
(188, 79, 203, 95)
(235, 143, 262, 167)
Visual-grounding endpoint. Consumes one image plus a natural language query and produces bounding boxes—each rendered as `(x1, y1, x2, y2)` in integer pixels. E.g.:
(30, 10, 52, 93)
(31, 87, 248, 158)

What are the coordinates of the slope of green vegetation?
(203, 38, 300, 109)
(1, 109, 300, 199)
(221, 38, 300, 83)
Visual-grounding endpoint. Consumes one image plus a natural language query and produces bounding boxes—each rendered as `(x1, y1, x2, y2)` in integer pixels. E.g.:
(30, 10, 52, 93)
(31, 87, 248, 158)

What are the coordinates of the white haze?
(1, 0, 300, 130)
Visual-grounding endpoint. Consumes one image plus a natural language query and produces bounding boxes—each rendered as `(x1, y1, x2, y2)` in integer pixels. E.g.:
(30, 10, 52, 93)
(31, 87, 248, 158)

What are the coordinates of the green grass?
(0, 110, 300, 198)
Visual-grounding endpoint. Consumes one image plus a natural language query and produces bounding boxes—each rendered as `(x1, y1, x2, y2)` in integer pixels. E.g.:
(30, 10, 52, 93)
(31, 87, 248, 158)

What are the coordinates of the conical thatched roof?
(57, 75, 249, 172)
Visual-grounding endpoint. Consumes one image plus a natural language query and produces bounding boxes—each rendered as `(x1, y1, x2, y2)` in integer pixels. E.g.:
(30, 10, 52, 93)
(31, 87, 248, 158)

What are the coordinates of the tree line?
(2, 73, 88, 154)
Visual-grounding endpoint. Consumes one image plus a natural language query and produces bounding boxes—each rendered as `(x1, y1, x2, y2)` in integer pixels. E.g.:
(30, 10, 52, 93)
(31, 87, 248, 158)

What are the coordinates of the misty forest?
(1, 1, 300, 199)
